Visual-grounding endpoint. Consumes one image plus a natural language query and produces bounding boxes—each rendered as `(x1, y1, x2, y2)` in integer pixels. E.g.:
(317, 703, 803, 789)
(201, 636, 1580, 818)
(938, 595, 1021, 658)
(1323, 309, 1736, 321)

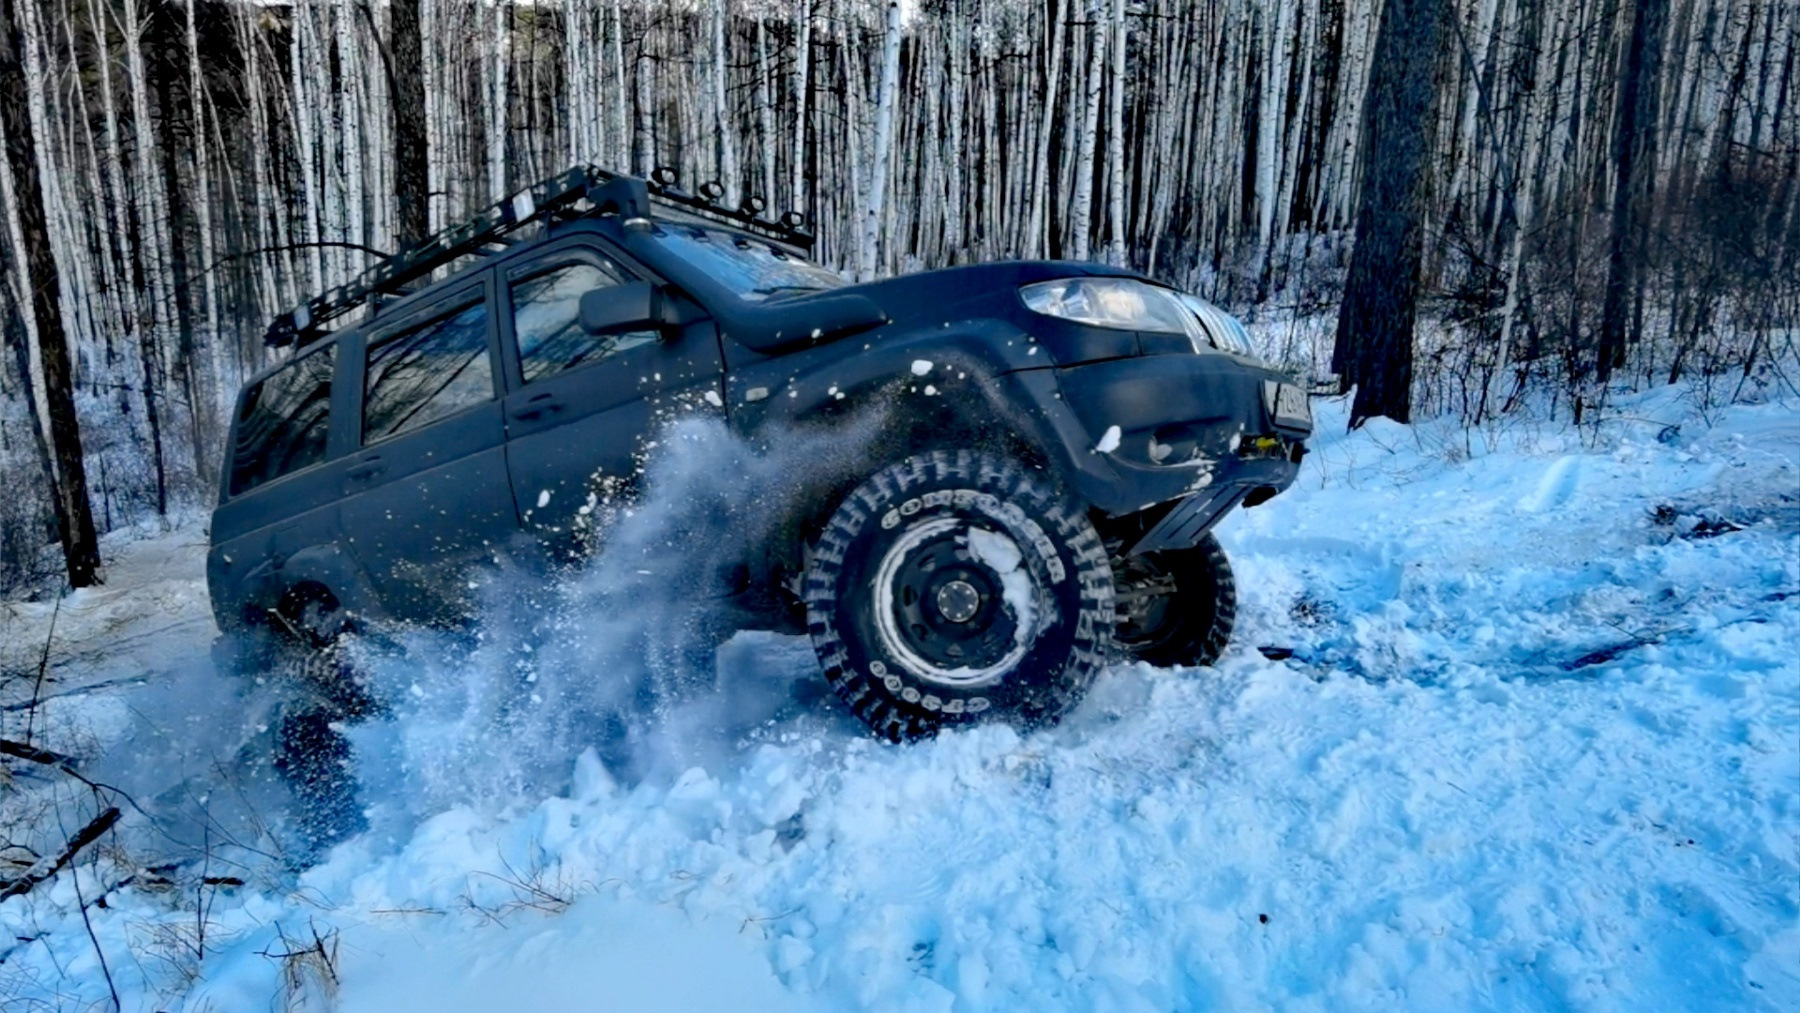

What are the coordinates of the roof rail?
(265, 166, 815, 351)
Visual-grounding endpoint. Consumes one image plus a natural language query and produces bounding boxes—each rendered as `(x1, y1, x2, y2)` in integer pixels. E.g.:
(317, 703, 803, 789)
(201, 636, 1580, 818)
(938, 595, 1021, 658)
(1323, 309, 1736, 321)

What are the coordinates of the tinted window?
(229, 344, 336, 496)
(364, 299, 494, 443)
(512, 259, 655, 383)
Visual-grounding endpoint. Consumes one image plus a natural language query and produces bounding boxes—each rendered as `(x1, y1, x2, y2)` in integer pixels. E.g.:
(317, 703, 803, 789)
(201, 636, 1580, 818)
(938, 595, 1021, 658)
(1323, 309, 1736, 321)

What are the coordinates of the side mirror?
(579, 281, 666, 335)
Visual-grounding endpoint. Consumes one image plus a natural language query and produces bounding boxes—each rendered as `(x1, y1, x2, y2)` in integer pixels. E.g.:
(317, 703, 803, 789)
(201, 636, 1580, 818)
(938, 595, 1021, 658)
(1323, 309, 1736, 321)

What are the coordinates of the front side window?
(229, 344, 336, 496)
(512, 258, 655, 383)
(364, 298, 495, 443)
(650, 223, 845, 302)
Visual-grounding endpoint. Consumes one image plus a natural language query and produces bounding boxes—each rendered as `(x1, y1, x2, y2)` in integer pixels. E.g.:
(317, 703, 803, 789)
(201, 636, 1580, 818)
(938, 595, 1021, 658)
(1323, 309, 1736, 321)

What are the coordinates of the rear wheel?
(804, 451, 1114, 741)
(265, 586, 379, 718)
(257, 587, 375, 856)
(1113, 533, 1237, 667)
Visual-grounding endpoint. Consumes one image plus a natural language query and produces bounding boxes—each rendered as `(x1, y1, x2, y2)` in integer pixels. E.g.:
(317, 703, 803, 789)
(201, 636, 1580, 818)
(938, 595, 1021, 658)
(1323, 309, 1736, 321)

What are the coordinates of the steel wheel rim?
(870, 516, 1037, 687)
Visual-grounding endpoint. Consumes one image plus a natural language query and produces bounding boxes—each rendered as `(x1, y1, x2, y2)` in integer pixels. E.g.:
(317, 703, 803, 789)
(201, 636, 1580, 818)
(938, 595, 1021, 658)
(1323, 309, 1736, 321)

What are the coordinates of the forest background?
(1, 0, 1795, 591)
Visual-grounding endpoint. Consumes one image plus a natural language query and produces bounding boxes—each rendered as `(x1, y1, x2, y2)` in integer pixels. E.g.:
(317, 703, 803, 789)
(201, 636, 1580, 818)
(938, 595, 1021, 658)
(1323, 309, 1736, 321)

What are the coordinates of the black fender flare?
(717, 321, 1142, 600)
(227, 541, 386, 638)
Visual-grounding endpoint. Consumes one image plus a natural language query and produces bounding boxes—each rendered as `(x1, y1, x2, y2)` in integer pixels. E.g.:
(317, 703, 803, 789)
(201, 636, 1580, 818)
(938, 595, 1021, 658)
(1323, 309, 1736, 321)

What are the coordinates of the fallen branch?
(0, 807, 120, 901)
(0, 737, 80, 768)
(22, 590, 62, 744)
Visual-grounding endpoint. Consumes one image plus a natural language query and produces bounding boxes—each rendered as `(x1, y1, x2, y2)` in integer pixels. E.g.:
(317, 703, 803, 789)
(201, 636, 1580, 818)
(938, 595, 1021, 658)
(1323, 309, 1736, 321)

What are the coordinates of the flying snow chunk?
(536, 489, 552, 508)
(911, 359, 934, 376)
(1095, 425, 1123, 454)
(704, 390, 724, 408)
(966, 527, 1038, 643)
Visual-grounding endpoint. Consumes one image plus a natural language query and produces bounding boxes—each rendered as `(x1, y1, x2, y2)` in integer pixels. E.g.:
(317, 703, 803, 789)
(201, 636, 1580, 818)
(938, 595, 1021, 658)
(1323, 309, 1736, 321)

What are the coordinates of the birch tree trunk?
(860, 0, 902, 279)
(943, 2, 964, 257)
(1105, 0, 1126, 264)
(184, 0, 219, 480)
(1025, 1, 1066, 257)
(790, 0, 813, 217)
(488, 0, 509, 200)
(1069, 3, 1103, 261)
(756, 15, 777, 204)
(712, 0, 738, 202)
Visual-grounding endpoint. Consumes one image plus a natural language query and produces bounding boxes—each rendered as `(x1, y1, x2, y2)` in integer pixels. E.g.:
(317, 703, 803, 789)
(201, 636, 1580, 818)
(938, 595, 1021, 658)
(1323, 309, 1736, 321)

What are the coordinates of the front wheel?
(803, 451, 1115, 741)
(1113, 533, 1237, 667)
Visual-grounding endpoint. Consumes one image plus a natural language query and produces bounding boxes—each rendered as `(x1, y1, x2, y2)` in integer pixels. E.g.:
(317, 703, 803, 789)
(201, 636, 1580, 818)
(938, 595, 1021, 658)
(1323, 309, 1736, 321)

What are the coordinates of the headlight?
(1020, 278, 1202, 340)
(1020, 278, 1254, 357)
(1178, 293, 1256, 357)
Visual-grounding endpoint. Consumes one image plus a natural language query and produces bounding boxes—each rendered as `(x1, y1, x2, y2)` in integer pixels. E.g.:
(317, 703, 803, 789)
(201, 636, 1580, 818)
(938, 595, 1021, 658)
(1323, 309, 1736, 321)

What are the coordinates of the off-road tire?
(261, 587, 380, 719)
(230, 589, 378, 857)
(804, 450, 1114, 741)
(1113, 533, 1237, 667)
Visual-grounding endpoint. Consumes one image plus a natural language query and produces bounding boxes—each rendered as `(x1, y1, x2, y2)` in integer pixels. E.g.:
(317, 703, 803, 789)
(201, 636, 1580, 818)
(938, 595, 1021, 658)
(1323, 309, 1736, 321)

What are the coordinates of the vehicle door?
(336, 273, 517, 623)
(498, 236, 725, 547)
(210, 339, 363, 623)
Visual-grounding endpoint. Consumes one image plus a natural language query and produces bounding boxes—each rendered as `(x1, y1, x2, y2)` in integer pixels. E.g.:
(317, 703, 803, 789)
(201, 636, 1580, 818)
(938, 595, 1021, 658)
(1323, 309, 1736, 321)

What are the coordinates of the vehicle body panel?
(335, 273, 515, 625)
(491, 231, 727, 543)
(207, 190, 1308, 638)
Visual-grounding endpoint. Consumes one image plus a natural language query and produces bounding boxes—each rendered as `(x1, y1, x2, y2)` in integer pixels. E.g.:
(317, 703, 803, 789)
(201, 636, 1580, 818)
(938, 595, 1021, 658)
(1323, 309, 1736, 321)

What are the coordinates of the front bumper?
(1012, 352, 1309, 550)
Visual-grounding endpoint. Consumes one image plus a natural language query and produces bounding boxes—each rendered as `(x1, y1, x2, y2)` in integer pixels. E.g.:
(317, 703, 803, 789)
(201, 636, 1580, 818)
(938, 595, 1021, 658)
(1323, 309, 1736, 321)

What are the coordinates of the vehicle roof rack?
(264, 165, 816, 351)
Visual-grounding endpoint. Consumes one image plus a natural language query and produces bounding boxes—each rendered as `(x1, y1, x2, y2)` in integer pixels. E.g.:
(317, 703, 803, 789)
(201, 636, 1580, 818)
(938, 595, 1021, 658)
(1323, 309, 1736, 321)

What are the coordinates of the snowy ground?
(2, 386, 1796, 1011)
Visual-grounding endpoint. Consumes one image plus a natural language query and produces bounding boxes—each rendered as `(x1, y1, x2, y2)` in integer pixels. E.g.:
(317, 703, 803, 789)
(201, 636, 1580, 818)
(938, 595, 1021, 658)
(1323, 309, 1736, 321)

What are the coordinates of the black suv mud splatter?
(209, 167, 1311, 740)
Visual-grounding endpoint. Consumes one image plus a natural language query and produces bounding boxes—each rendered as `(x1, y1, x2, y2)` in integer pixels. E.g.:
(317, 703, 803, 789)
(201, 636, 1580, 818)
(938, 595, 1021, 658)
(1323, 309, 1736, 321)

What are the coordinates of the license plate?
(1264, 381, 1312, 430)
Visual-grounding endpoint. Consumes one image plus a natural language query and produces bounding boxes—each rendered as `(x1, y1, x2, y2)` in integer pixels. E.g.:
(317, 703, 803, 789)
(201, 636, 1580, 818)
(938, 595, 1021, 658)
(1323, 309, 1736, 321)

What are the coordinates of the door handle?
(347, 458, 386, 481)
(511, 393, 564, 421)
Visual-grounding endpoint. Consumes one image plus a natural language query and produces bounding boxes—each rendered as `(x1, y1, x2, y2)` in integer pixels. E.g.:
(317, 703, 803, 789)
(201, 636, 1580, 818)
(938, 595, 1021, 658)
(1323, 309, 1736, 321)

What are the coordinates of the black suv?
(209, 167, 1311, 740)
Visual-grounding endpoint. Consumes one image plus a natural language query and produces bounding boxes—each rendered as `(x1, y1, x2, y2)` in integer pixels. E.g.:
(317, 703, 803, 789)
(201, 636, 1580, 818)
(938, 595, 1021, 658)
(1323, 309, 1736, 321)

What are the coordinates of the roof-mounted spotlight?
(650, 166, 680, 188)
(698, 181, 726, 202)
(779, 210, 807, 230)
(740, 195, 767, 216)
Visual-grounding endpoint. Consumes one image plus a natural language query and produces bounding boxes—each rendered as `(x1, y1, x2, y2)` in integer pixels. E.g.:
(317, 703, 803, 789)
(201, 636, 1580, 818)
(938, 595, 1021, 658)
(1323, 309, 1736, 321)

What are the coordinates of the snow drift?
(1, 386, 1795, 1011)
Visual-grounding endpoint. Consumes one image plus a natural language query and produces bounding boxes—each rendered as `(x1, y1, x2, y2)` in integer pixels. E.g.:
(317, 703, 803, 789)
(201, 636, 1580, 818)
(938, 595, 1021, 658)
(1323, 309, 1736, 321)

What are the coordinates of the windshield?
(651, 223, 846, 302)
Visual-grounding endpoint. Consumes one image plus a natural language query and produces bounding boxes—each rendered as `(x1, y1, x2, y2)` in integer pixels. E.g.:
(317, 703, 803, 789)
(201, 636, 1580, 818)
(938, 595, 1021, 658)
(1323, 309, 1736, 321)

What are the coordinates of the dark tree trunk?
(1597, 0, 1668, 382)
(148, 0, 202, 474)
(1331, 0, 1448, 427)
(1, 0, 103, 587)
(1, 259, 63, 558)
(391, 0, 430, 246)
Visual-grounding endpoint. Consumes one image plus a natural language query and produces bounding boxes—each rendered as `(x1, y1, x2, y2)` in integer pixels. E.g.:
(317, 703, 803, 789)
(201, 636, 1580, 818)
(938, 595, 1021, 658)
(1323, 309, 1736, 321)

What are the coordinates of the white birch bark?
(610, 0, 628, 166)
(1024, 1, 1065, 257)
(756, 15, 777, 205)
(1255, 0, 1293, 271)
(944, 2, 964, 256)
(290, 0, 323, 289)
(713, 0, 738, 203)
(859, 0, 902, 279)
(1070, 2, 1104, 261)
(488, 0, 509, 201)
(184, 0, 219, 392)
(790, 0, 812, 215)
(1105, 0, 1126, 264)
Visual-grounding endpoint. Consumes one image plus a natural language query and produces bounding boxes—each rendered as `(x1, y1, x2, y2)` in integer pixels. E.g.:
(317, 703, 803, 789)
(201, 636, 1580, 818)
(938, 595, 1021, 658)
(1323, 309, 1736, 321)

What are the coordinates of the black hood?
(624, 225, 1147, 356)
(818, 259, 1142, 329)
(720, 259, 1147, 356)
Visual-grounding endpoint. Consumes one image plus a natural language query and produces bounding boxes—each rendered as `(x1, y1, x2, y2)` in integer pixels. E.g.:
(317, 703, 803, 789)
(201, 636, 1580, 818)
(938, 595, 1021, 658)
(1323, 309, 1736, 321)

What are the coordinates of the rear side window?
(511, 259, 653, 383)
(364, 299, 493, 443)
(229, 344, 336, 496)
